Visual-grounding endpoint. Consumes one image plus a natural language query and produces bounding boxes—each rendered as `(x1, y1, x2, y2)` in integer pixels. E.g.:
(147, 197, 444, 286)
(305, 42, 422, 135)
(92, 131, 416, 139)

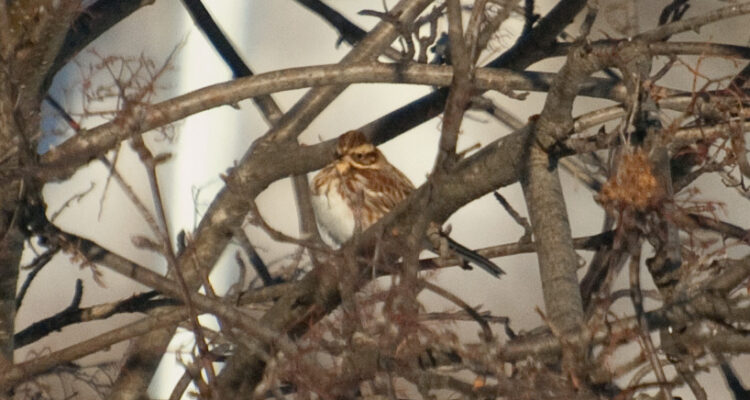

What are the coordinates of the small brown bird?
(311, 130, 504, 278)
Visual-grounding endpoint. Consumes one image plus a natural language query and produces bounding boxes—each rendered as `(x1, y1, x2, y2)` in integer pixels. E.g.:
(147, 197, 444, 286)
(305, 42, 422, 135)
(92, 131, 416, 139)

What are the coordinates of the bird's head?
(335, 131, 384, 174)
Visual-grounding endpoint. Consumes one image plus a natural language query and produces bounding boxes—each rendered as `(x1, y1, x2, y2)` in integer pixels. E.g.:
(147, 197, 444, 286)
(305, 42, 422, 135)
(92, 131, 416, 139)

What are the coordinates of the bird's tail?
(445, 236, 505, 278)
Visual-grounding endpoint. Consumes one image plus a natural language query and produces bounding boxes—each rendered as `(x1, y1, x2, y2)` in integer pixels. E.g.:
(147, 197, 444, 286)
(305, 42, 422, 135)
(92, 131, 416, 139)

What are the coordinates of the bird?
(311, 130, 505, 278)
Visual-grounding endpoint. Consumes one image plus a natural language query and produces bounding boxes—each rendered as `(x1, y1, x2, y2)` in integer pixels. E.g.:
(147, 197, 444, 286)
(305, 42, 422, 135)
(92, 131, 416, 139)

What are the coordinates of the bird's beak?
(335, 158, 350, 175)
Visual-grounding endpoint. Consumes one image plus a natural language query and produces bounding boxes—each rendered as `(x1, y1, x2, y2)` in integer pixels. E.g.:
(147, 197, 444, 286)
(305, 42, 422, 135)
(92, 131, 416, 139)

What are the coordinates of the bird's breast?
(311, 180, 355, 246)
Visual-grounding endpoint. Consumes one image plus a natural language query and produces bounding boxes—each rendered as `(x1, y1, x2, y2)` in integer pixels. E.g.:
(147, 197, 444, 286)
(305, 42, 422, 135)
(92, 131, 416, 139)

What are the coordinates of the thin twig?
(15, 246, 60, 308)
(639, 2, 750, 41)
(131, 134, 218, 390)
(628, 238, 671, 400)
(421, 280, 493, 342)
(493, 191, 532, 241)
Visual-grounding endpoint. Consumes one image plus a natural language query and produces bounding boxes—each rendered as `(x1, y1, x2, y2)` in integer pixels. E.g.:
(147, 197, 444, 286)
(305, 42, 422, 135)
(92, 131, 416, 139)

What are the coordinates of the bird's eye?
(352, 152, 375, 164)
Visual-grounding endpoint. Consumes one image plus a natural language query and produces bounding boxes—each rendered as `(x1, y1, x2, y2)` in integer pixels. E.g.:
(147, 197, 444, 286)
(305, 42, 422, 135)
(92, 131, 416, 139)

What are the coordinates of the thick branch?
(521, 140, 584, 333)
(38, 64, 628, 183)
